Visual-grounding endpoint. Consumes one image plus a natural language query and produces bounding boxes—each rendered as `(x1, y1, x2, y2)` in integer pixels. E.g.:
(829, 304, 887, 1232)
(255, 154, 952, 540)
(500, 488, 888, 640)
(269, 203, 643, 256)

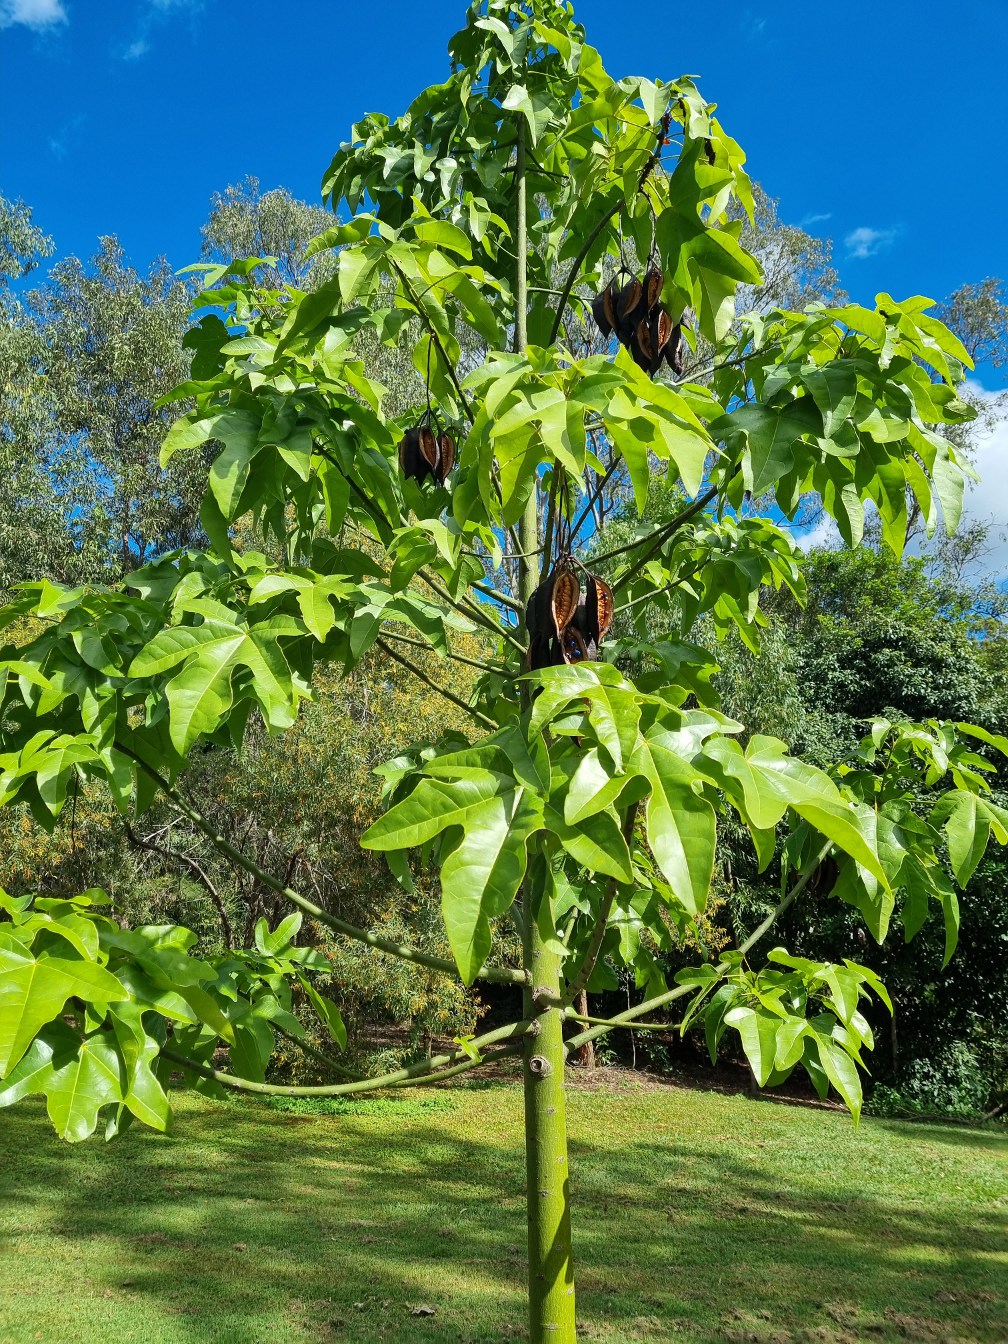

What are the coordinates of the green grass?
(0, 1074, 1005, 1343)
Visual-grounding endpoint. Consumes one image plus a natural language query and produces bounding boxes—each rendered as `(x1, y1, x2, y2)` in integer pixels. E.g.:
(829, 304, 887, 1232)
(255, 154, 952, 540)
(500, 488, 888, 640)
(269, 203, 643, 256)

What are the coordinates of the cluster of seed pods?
(399, 424, 455, 486)
(591, 265, 684, 377)
(525, 561, 615, 672)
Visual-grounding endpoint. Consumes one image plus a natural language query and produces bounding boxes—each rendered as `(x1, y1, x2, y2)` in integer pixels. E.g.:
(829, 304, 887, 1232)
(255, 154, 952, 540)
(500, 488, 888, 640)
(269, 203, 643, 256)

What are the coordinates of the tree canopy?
(1, 3, 1005, 1340)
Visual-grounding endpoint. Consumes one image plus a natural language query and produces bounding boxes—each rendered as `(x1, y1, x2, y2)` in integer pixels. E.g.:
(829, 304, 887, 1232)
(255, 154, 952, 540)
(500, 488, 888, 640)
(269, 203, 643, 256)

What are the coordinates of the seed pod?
(438, 432, 456, 482)
(399, 426, 426, 483)
(525, 572, 555, 644)
(591, 282, 616, 339)
(586, 573, 614, 641)
(561, 624, 590, 665)
(643, 266, 664, 313)
(655, 307, 673, 356)
(551, 565, 580, 635)
(635, 316, 655, 371)
(419, 426, 438, 472)
(663, 322, 684, 376)
(601, 281, 619, 335)
(616, 277, 642, 323)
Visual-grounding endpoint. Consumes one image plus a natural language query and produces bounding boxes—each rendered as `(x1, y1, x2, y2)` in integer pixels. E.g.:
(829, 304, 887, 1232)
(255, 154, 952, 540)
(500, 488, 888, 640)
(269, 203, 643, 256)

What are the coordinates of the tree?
(201, 176, 337, 291)
(1, 228, 203, 589)
(0, 194, 84, 590)
(1, 4, 1004, 1341)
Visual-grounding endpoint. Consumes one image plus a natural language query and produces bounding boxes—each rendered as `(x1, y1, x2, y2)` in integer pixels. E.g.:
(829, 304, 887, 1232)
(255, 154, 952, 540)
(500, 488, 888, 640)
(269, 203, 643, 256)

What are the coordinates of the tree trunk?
(515, 117, 576, 1344)
(574, 990, 595, 1070)
(523, 917, 576, 1341)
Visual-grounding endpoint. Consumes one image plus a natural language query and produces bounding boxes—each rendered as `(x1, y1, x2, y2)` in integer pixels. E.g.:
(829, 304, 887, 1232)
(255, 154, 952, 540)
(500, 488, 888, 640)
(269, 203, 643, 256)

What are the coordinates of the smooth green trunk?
(523, 922, 577, 1341)
(515, 118, 577, 1344)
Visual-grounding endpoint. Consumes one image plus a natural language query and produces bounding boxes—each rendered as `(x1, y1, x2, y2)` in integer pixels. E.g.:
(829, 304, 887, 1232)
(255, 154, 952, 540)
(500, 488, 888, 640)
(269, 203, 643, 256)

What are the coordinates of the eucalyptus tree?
(201, 176, 337, 292)
(1, 4, 1006, 1342)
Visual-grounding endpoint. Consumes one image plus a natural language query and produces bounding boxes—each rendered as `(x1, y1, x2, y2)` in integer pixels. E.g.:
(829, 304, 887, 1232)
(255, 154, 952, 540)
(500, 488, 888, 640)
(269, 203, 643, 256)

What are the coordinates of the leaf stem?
(116, 744, 529, 987)
(560, 802, 638, 1006)
(375, 636, 496, 730)
(563, 841, 832, 1053)
(163, 1018, 530, 1096)
(379, 627, 510, 675)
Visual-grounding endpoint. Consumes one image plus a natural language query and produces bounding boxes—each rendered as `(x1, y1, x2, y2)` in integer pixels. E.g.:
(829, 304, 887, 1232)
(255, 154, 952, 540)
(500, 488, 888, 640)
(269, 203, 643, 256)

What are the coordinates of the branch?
(547, 109, 672, 347)
(162, 1018, 531, 1097)
(375, 637, 495, 731)
(418, 568, 525, 654)
(388, 258, 476, 424)
(561, 802, 638, 1006)
(116, 745, 530, 988)
(473, 579, 524, 614)
(271, 1022, 362, 1080)
(593, 484, 720, 595)
(563, 841, 833, 1053)
(379, 628, 509, 675)
(123, 820, 233, 950)
(570, 453, 624, 544)
(562, 1009, 679, 1031)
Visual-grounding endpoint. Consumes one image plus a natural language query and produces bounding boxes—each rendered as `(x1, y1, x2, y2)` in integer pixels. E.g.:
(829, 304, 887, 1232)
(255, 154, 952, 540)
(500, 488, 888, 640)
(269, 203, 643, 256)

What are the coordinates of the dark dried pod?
(419, 426, 438, 473)
(655, 307, 673, 356)
(398, 426, 427, 483)
(561, 624, 590, 665)
(704, 138, 717, 166)
(663, 322, 684, 377)
(525, 572, 556, 644)
(591, 283, 616, 339)
(586, 574, 614, 641)
(601, 281, 619, 335)
(438, 432, 456, 482)
(616, 277, 642, 324)
(635, 316, 655, 370)
(643, 266, 664, 313)
(551, 566, 580, 635)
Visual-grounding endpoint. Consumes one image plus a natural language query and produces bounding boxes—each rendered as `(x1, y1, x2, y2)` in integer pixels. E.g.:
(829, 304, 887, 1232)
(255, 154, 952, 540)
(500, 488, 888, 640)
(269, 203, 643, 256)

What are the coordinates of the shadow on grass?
(0, 1084, 1005, 1344)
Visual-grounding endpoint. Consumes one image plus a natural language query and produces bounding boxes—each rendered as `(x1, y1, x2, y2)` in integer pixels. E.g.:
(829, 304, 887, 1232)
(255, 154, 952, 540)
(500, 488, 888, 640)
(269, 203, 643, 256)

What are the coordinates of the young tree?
(1, 4, 1005, 1340)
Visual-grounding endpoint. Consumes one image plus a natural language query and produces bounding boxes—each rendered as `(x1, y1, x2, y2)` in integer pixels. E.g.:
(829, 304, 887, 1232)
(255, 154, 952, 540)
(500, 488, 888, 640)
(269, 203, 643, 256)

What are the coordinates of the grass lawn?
(0, 1070, 1005, 1343)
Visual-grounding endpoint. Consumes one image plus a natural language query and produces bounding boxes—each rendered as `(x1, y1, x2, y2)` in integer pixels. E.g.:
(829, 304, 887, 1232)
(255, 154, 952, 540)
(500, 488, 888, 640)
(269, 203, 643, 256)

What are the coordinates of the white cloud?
(960, 387, 1008, 581)
(123, 37, 149, 59)
(801, 212, 833, 228)
(789, 512, 841, 554)
(845, 225, 899, 260)
(0, 0, 66, 29)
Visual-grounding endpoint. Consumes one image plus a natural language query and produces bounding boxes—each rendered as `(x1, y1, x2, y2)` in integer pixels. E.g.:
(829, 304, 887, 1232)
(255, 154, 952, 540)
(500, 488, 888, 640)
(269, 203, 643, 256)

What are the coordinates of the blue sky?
(2, 0, 1007, 566)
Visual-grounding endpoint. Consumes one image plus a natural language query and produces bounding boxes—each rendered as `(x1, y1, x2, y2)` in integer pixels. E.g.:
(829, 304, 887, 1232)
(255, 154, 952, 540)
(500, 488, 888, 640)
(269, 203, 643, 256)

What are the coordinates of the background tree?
(1, 5, 1004, 1343)
(201, 176, 338, 291)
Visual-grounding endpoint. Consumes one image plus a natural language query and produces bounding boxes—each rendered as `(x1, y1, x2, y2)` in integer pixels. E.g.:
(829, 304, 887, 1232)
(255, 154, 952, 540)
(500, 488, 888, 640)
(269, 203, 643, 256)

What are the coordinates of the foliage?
(1, 235, 201, 587)
(867, 1040, 992, 1120)
(201, 175, 338, 292)
(0, 2, 1001, 1337)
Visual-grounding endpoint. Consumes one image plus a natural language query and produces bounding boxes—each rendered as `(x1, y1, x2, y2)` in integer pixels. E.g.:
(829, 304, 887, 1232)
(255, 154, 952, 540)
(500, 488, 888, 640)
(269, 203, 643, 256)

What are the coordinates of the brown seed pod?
(561, 624, 590, 665)
(438, 432, 456, 481)
(616, 277, 642, 323)
(592, 283, 615, 339)
(419, 426, 438, 472)
(643, 266, 664, 312)
(587, 574, 614, 640)
(525, 572, 555, 644)
(601, 282, 618, 335)
(399, 426, 426, 482)
(663, 322, 684, 376)
(635, 316, 655, 369)
(551, 566, 580, 635)
(655, 307, 673, 355)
